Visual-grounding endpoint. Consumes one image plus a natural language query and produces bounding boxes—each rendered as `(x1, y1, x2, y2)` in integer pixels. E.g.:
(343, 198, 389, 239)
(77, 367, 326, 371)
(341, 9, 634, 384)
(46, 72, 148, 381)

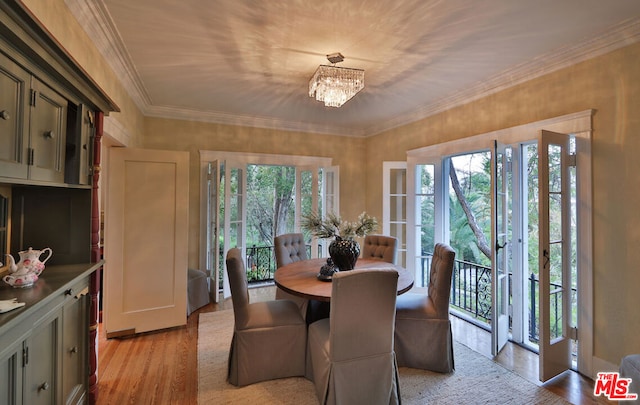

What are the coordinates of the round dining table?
(274, 258, 414, 302)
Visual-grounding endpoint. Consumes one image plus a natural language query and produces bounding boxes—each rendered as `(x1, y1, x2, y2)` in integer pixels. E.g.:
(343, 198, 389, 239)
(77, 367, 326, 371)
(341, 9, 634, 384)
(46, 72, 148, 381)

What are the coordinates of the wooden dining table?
(274, 258, 414, 302)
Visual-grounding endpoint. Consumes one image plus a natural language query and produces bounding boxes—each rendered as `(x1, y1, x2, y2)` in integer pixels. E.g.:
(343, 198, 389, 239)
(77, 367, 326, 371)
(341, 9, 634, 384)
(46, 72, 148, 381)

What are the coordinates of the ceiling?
(72, 0, 640, 136)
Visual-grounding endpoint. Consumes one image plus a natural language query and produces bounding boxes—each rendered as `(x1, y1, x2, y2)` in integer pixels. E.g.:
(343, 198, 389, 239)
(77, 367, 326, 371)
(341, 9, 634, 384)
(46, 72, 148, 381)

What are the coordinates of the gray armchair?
(274, 233, 310, 316)
(306, 269, 401, 404)
(226, 248, 307, 386)
(362, 234, 398, 264)
(394, 243, 456, 373)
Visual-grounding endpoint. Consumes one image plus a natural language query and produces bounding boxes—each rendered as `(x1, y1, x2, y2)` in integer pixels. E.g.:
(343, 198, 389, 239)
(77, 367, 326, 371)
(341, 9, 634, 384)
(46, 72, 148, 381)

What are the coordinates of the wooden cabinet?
(0, 51, 30, 180)
(0, 266, 97, 405)
(1, 2, 119, 404)
(61, 285, 89, 404)
(0, 53, 68, 184)
(65, 103, 95, 186)
(25, 309, 59, 405)
(28, 78, 68, 183)
(0, 339, 22, 404)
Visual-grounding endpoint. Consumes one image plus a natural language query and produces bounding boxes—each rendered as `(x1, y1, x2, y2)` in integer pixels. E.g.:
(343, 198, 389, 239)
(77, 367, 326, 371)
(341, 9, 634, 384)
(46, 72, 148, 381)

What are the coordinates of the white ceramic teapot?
(5, 247, 53, 277)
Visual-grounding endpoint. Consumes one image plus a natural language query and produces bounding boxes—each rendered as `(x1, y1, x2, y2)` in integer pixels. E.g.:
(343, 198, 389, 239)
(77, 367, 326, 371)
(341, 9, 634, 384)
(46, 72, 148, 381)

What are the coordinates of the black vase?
(329, 237, 360, 271)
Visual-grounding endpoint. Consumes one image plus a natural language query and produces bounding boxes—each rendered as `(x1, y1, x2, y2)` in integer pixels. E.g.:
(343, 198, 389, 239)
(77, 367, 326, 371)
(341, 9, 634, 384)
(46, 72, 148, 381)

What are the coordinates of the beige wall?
(25, 0, 640, 371)
(367, 42, 640, 366)
(22, 0, 145, 146)
(143, 118, 367, 268)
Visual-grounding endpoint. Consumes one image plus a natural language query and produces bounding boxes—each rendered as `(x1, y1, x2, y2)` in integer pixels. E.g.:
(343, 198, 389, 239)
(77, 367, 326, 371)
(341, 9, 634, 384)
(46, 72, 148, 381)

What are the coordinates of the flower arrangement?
(301, 211, 378, 240)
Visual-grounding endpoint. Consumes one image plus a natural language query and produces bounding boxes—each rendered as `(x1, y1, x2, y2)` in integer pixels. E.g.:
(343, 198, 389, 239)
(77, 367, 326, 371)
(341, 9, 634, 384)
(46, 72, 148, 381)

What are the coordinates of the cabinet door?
(62, 288, 89, 404)
(0, 52, 30, 179)
(29, 78, 67, 183)
(64, 104, 94, 185)
(0, 340, 23, 405)
(25, 312, 60, 405)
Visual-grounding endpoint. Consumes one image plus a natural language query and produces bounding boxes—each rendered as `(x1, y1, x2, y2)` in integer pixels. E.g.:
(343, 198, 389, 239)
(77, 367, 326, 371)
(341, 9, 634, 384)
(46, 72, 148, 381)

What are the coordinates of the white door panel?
(105, 147, 189, 336)
(492, 141, 511, 355)
(539, 130, 572, 381)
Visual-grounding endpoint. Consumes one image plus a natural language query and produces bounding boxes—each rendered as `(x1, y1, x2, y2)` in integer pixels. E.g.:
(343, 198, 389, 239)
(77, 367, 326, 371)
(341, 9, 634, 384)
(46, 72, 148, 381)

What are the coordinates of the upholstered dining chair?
(274, 233, 310, 316)
(186, 268, 210, 316)
(362, 234, 398, 264)
(225, 248, 307, 386)
(306, 269, 401, 405)
(394, 242, 456, 373)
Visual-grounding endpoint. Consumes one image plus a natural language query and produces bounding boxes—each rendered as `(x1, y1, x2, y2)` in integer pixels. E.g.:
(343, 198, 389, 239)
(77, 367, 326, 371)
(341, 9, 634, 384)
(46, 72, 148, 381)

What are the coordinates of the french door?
(491, 141, 511, 355)
(200, 152, 335, 300)
(538, 130, 573, 381)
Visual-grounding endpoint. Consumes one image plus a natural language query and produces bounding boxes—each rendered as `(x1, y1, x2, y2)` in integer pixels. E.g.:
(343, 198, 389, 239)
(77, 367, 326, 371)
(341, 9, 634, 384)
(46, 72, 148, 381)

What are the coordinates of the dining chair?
(306, 269, 401, 405)
(394, 242, 456, 373)
(274, 233, 310, 316)
(361, 234, 398, 264)
(225, 248, 307, 386)
(186, 268, 210, 316)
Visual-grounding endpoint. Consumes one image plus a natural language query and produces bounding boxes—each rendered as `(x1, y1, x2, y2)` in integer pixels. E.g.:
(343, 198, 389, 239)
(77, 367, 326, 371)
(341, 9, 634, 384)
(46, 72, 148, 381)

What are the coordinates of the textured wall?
(23, 0, 640, 373)
(21, 0, 145, 146)
(143, 118, 367, 269)
(366, 42, 640, 367)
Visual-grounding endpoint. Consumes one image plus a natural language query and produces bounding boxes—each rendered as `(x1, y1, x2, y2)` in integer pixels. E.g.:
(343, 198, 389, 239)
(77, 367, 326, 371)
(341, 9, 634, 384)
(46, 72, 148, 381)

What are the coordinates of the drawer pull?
(0, 110, 9, 120)
(39, 381, 49, 392)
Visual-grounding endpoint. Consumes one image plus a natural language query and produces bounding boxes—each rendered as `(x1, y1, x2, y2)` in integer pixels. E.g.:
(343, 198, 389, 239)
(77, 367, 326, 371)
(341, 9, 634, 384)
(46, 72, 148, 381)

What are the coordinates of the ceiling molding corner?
(65, 0, 152, 113)
(364, 17, 640, 137)
(145, 105, 368, 137)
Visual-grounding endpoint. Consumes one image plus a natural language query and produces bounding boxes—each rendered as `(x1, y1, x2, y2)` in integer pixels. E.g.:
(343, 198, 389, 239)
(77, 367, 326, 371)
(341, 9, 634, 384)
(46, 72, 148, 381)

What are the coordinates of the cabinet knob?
(70, 346, 78, 354)
(44, 130, 55, 139)
(65, 288, 74, 296)
(0, 110, 9, 120)
(39, 381, 50, 392)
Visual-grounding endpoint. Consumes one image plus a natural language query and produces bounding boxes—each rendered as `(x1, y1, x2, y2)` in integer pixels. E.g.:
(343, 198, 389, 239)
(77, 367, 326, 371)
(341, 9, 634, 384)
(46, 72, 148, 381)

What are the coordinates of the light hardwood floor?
(97, 285, 612, 404)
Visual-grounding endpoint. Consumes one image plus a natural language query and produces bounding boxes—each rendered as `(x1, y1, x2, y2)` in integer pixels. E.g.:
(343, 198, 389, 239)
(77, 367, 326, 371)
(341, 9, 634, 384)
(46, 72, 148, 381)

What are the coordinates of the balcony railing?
(241, 245, 575, 344)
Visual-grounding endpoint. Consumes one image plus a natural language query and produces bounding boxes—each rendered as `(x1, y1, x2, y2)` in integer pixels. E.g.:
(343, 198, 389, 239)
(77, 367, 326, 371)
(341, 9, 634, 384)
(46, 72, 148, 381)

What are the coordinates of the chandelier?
(309, 53, 364, 107)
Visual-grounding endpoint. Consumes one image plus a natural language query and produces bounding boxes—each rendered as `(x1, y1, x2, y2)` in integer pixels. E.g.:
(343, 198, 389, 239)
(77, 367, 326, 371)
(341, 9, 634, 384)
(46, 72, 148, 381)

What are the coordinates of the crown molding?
(365, 17, 640, 136)
(67, 1, 640, 138)
(65, 0, 152, 111)
(145, 105, 368, 137)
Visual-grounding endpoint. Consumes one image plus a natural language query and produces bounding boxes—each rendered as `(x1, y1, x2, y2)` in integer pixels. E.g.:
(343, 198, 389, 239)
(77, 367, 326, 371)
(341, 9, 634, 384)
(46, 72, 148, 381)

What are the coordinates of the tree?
(449, 158, 492, 261)
(246, 165, 296, 246)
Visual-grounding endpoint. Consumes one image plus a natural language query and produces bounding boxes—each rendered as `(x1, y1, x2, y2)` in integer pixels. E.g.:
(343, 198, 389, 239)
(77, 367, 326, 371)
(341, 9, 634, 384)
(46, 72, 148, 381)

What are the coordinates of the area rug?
(198, 310, 570, 404)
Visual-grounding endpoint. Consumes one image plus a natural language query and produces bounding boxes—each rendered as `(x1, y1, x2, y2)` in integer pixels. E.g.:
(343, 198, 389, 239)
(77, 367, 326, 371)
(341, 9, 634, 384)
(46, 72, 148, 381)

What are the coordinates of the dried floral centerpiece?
(301, 212, 378, 273)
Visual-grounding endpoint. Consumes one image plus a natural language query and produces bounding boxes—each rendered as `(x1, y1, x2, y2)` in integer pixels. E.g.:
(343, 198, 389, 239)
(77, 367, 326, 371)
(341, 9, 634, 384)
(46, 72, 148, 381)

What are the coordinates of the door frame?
(198, 151, 333, 300)
(406, 110, 594, 378)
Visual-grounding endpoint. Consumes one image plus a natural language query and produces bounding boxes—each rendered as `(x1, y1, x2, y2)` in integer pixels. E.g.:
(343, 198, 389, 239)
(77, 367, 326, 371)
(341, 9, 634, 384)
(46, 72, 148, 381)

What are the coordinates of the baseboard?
(592, 356, 619, 378)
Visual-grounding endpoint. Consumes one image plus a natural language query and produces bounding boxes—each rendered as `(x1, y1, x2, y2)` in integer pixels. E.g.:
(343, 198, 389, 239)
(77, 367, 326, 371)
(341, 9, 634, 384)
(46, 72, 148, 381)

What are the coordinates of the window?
(199, 151, 335, 299)
(405, 110, 593, 378)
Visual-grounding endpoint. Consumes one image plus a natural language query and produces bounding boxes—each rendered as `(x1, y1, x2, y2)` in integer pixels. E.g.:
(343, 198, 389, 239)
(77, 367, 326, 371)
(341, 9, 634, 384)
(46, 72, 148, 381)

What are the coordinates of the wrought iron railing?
(245, 245, 277, 282)
(419, 254, 577, 344)
(240, 245, 576, 344)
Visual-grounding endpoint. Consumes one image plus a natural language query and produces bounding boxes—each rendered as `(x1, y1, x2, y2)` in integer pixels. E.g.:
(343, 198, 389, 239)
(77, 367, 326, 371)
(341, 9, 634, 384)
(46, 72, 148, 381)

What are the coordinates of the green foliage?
(246, 165, 296, 246)
(449, 152, 492, 265)
(301, 211, 378, 240)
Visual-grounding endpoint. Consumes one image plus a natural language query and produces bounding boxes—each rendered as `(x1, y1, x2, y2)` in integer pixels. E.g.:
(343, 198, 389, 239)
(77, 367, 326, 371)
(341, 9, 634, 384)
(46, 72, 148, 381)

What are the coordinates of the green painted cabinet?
(0, 52, 68, 184)
(0, 269, 94, 405)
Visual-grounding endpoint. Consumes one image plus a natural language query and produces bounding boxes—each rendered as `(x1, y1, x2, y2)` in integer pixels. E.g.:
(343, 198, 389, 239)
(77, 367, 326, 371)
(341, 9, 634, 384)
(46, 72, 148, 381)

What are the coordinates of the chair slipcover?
(187, 268, 210, 316)
(226, 248, 307, 386)
(306, 269, 401, 405)
(620, 354, 640, 400)
(274, 233, 310, 316)
(362, 235, 398, 264)
(394, 242, 456, 373)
